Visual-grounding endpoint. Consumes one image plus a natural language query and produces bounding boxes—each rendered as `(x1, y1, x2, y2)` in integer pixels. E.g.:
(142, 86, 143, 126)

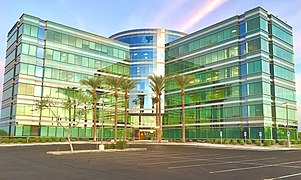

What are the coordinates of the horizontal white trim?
(166, 39, 238, 64)
(163, 120, 265, 127)
(165, 97, 272, 111)
(166, 19, 238, 48)
(46, 24, 129, 49)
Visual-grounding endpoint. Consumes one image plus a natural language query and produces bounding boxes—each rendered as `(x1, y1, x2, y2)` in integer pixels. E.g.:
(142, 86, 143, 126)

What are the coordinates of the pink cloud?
(177, 0, 228, 32)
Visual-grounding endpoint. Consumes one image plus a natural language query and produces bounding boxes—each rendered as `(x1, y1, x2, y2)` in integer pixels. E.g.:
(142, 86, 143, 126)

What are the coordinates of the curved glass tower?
(110, 29, 186, 139)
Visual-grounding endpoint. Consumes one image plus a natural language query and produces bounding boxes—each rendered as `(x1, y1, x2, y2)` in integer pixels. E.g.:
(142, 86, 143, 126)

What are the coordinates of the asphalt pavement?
(0, 144, 301, 179)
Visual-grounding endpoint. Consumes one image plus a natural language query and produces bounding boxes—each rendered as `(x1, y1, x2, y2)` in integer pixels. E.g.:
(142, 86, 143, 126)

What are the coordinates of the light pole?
(98, 98, 109, 150)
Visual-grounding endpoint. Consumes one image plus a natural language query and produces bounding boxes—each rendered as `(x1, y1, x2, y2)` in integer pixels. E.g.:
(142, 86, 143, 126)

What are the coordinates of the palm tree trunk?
(156, 96, 159, 142)
(123, 93, 128, 141)
(114, 91, 118, 143)
(93, 91, 97, 142)
(158, 95, 162, 143)
(181, 90, 185, 143)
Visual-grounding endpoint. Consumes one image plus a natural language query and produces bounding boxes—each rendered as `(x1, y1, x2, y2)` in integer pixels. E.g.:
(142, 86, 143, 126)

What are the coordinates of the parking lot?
(0, 144, 301, 179)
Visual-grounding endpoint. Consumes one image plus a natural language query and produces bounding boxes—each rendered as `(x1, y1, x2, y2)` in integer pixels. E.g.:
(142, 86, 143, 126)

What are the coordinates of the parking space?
(0, 144, 301, 179)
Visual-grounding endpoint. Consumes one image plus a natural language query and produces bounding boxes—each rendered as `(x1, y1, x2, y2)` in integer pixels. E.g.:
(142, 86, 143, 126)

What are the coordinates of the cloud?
(177, 0, 228, 32)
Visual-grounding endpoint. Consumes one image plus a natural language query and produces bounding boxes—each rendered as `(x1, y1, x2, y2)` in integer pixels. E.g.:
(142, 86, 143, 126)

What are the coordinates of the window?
(53, 51, 61, 61)
(247, 39, 260, 53)
(246, 17, 260, 32)
(95, 44, 102, 51)
(76, 38, 82, 48)
(75, 55, 82, 65)
(248, 82, 262, 95)
(248, 104, 263, 117)
(62, 34, 69, 45)
(35, 66, 43, 77)
(30, 26, 38, 37)
(37, 47, 44, 58)
(38, 28, 45, 39)
(29, 45, 37, 56)
(46, 30, 55, 41)
(54, 32, 62, 43)
(69, 36, 76, 46)
(23, 24, 31, 35)
(44, 68, 52, 78)
(229, 46, 238, 57)
(22, 44, 29, 55)
(60, 52, 68, 62)
(82, 40, 89, 49)
(89, 42, 96, 50)
(45, 49, 53, 59)
(68, 54, 75, 64)
(247, 61, 261, 73)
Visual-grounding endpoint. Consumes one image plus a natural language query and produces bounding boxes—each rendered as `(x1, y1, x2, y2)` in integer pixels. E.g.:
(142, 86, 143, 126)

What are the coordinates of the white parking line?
(168, 157, 275, 169)
(210, 160, 301, 174)
(264, 172, 301, 179)
(114, 153, 221, 163)
(139, 155, 246, 166)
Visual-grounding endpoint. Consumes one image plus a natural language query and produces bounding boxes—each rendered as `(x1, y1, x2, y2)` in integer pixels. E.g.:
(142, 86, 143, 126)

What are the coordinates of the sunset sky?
(0, 0, 300, 128)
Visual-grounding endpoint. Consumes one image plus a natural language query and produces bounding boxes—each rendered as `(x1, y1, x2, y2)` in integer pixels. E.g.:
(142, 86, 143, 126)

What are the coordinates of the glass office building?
(1, 14, 130, 138)
(110, 29, 186, 139)
(1, 7, 298, 140)
(164, 7, 297, 140)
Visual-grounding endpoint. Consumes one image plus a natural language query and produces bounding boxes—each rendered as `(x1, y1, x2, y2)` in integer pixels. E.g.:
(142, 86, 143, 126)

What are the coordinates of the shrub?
(271, 140, 276, 145)
(209, 139, 215, 143)
(278, 140, 286, 145)
(298, 140, 301, 144)
(215, 139, 221, 144)
(116, 141, 127, 149)
(105, 143, 115, 149)
(224, 139, 230, 144)
(205, 139, 211, 143)
(263, 140, 271, 146)
(12, 138, 21, 143)
(54, 138, 60, 142)
(34, 138, 40, 143)
(46, 138, 53, 142)
(231, 140, 238, 145)
(20, 139, 27, 143)
(291, 140, 297, 144)
(2, 138, 10, 143)
(28, 138, 34, 143)
(239, 140, 245, 145)
(40, 138, 47, 143)
(60, 138, 66, 142)
(254, 140, 261, 146)
(246, 139, 252, 144)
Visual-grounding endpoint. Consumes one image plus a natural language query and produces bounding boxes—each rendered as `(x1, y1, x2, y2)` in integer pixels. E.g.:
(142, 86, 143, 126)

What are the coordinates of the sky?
(0, 0, 300, 128)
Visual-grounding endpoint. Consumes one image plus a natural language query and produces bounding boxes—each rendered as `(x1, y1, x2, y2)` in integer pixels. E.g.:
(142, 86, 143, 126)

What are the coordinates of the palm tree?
(120, 79, 137, 141)
(105, 76, 125, 143)
(173, 74, 195, 143)
(80, 76, 104, 142)
(148, 74, 167, 143)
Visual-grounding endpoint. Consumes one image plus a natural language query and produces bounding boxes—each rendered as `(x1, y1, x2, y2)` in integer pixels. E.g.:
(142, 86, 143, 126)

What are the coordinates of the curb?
(47, 148, 147, 155)
(129, 142, 301, 151)
(0, 141, 109, 147)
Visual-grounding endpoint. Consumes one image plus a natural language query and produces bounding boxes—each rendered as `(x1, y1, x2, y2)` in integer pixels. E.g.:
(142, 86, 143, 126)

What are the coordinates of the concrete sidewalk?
(129, 141, 301, 151)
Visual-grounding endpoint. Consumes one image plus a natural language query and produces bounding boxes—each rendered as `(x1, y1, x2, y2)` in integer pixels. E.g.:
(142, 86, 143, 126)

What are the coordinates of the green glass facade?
(164, 7, 297, 140)
(1, 7, 298, 140)
(1, 14, 130, 138)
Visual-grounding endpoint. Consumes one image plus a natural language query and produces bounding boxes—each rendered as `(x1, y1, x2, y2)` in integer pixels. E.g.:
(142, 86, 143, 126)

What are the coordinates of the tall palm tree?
(148, 74, 167, 143)
(173, 74, 195, 143)
(80, 76, 104, 142)
(105, 76, 125, 143)
(120, 79, 137, 141)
